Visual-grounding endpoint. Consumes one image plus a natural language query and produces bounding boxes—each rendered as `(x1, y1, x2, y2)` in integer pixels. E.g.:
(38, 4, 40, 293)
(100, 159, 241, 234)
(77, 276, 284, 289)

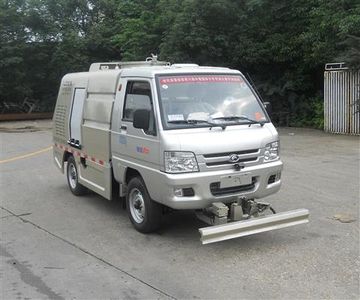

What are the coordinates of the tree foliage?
(0, 0, 359, 126)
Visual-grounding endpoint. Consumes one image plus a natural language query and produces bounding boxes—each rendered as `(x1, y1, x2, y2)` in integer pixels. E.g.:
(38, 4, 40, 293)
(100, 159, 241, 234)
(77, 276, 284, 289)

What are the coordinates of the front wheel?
(66, 156, 87, 196)
(126, 176, 162, 233)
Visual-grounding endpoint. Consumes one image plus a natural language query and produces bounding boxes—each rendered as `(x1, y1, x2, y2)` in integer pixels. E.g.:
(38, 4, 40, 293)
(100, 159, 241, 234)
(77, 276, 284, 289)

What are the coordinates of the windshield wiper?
(168, 119, 226, 130)
(212, 116, 266, 127)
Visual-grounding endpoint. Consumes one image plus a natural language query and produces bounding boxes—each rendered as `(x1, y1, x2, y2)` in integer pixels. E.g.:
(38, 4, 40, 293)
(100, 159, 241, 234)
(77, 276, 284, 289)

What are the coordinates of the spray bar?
(199, 209, 309, 245)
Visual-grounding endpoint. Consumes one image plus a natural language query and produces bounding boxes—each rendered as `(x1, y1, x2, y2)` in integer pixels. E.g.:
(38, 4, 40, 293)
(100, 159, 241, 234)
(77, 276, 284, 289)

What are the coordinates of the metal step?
(199, 208, 309, 245)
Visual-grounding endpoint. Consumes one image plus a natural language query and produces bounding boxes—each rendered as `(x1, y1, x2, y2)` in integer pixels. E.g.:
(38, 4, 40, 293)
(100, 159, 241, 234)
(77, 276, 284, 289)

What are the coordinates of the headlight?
(164, 151, 199, 173)
(264, 141, 280, 162)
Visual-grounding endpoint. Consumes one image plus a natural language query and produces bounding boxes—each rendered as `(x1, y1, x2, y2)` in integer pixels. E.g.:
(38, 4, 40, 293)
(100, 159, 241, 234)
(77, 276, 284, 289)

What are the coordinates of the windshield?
(156, 74, 268, 129)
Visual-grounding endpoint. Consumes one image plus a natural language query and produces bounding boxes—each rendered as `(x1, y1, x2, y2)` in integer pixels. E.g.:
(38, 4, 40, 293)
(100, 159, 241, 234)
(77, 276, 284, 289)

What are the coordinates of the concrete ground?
(0, 120, 359, 300)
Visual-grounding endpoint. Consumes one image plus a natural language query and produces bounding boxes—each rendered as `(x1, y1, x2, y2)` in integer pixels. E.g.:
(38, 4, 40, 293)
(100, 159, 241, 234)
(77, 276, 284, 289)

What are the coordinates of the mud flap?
(199, 209, 309, 245)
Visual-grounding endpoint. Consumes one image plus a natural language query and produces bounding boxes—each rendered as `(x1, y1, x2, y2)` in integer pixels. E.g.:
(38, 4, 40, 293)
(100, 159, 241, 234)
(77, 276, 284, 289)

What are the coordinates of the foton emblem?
(229, 154, 241, 163)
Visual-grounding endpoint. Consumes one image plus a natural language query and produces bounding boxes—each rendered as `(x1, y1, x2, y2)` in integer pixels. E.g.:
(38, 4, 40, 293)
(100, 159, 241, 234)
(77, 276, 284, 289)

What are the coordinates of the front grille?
(206, 157, 257, 167)
(210, 177, 256, 196)
(203, 148, 260, 168)
(203, 149, 258, 158)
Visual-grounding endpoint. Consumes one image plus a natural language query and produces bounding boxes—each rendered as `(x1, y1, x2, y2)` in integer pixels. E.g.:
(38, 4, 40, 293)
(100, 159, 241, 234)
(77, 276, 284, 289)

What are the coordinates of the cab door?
(111, 78, 160, 192)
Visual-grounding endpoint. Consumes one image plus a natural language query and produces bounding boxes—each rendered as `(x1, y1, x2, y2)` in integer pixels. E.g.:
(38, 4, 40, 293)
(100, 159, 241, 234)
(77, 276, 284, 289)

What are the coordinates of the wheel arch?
(120, 166, 161, 205)
(125, 167, 142, 184)
(63, 151, 72, 163)
(55, 149, 72, 174)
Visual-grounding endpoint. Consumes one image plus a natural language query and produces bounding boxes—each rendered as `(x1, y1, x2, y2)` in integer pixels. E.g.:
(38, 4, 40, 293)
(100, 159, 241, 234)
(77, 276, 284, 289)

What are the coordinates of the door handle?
(120, 125, 127, 130)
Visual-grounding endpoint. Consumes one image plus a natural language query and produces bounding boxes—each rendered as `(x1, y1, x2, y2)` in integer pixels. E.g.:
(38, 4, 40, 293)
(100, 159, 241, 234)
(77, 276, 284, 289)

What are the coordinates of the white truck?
(52, 57, 309, 244)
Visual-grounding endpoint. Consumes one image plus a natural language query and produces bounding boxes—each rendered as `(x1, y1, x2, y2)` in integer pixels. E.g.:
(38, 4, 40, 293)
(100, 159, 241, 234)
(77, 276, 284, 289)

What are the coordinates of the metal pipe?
(199, 208, 309, 245)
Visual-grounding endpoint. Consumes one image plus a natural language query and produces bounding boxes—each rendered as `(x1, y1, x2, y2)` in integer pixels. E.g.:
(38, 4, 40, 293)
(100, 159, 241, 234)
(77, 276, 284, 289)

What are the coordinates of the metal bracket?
(67, 139, 82, 149)
(195, 202, 229, 226)
(230, 202, 243, 221)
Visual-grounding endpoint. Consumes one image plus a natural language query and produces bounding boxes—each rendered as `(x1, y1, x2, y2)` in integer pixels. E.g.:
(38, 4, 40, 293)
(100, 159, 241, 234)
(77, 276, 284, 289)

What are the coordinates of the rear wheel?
(66, 156, 87, 196)
(126, 176, 162, 233)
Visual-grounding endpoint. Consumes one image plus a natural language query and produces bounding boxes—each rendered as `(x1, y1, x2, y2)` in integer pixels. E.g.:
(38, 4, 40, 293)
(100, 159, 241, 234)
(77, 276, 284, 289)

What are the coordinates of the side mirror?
(264, 102, 272, 116)
(133, 109, 150, 131)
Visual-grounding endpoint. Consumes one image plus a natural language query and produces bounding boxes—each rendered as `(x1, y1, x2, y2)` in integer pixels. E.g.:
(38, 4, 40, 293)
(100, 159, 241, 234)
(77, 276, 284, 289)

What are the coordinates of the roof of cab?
(120, 65, 241, 78)
(62, 64, 242, 85)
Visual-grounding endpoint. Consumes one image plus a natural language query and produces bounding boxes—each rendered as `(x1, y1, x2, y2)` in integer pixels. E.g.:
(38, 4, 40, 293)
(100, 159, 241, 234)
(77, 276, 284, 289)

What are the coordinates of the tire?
(126, 176, 162, 233)
(66, 156, 87, 196)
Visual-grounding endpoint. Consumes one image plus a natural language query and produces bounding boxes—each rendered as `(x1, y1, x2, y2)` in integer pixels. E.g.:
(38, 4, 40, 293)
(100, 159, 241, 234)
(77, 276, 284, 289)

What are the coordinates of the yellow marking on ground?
(0, 146, 52, 164)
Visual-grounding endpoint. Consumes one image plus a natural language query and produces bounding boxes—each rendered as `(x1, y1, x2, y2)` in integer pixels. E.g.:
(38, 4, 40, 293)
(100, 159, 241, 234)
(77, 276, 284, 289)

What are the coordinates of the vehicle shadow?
(66, 188, 309, 250)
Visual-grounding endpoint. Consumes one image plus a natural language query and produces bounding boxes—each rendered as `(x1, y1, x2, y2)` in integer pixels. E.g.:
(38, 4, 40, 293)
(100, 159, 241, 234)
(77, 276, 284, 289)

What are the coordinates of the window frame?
(155, 72, 270, 130)
(122, 79, 157, 136)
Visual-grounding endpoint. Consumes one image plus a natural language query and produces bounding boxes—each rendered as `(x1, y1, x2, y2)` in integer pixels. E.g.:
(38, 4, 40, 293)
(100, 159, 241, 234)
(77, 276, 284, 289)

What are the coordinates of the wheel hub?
(129, 189, 145, 223)
(134, 199, 142, 210)
(68, 163, 77, 189)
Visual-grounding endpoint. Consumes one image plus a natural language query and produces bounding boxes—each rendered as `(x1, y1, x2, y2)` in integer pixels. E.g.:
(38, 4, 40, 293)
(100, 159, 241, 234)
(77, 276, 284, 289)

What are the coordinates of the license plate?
(220, 173, 252, 188)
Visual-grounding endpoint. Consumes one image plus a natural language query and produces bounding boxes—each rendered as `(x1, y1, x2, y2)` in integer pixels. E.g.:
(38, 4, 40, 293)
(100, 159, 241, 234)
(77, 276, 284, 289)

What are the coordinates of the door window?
(123, 81, 156, 135)
(70, 88, 86, 144)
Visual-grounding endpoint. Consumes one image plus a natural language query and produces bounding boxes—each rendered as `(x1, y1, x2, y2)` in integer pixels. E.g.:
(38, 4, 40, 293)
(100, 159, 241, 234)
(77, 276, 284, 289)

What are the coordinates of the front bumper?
(152, 160, 283, 209)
